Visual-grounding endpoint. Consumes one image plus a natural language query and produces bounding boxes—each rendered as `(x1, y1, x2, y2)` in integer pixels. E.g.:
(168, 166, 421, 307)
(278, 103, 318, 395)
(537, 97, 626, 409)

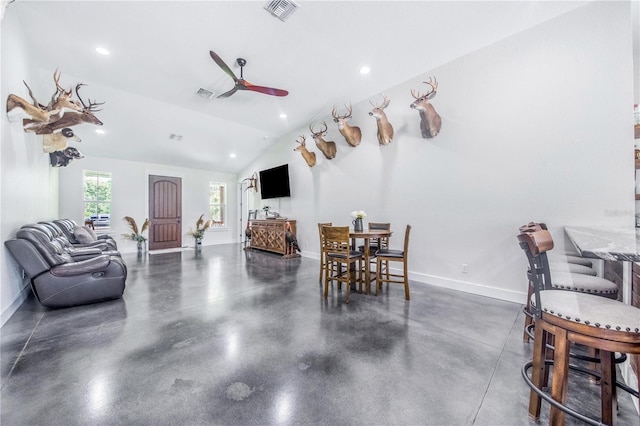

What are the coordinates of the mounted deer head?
(34, 83, 104, 135)
(369, 94, 394, 145)
(22, 70, 85, 132)
(48, 69, 83, 115)
(7, 79, 60, 126)
(331, 104, 361, 147)
(293, 135, 316, 167)
(309, 121, 337, 160)
(410, 76, 442, 138)
(42, 127, 81, 153)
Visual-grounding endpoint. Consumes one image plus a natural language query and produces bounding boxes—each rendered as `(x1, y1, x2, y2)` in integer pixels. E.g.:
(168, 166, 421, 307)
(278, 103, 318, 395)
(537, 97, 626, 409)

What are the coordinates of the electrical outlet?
(461, 264, 468, 274)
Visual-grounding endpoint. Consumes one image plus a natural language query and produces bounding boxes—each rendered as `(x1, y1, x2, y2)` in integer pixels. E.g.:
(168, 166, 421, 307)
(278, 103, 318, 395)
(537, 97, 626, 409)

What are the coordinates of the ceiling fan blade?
(243, 81, 289, 97)
(209, 50, 238, 83)
(216, 86, 240, 98)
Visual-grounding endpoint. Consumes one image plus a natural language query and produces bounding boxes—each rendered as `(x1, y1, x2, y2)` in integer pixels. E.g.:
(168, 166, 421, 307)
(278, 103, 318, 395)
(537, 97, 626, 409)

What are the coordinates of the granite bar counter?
(564, 226, 640, 262)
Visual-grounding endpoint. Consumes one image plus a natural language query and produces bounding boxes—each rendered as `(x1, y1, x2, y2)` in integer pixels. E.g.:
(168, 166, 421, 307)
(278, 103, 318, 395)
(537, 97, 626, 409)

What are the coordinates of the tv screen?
(259, 164, 291, 199)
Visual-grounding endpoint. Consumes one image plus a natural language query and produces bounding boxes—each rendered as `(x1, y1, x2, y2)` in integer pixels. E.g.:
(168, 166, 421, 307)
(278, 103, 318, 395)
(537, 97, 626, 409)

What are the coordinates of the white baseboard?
(300, 251, 527, 305)
(1, 283, 30, 327)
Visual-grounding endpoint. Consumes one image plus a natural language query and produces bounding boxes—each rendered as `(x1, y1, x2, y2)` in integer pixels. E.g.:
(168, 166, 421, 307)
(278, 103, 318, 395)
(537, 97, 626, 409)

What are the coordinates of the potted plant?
(187, 214, 214, 250)
(123, 216, 151, 252)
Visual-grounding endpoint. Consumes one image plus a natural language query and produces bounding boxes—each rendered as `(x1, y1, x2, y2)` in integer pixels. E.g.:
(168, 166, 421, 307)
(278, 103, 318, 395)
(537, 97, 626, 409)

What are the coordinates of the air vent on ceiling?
(169, 133, 183, 141)
(196, 88, 215, 99)
(263, 0, 299, 22)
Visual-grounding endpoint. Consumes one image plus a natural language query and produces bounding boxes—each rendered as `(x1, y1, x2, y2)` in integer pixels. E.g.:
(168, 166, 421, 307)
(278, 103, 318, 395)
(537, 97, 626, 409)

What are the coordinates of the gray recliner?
(53, 219, 118, 250)
(5, 225, 126, 308)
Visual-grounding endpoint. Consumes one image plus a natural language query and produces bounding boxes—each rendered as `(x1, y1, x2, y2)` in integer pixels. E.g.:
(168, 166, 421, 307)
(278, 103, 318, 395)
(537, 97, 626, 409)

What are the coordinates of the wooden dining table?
(349, 228, 393, 295)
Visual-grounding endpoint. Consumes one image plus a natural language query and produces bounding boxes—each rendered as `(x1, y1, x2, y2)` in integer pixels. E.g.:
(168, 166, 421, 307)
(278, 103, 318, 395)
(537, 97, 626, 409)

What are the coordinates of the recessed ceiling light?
(96, 129, 105, 134)
(95, 47, 110, 56)
(360, 66, 370, 75)
(279, 113, 287, 119)
(230, 153, 237, 158)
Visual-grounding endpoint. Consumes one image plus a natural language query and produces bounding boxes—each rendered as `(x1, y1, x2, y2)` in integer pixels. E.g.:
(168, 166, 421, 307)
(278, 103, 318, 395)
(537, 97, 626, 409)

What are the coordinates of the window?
(83, 171, 112, 228)
(209, 182, 226, 227)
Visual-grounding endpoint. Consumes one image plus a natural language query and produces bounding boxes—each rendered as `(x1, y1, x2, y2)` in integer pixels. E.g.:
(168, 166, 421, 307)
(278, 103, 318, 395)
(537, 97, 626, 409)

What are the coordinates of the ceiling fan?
(209, 50, 289, 98)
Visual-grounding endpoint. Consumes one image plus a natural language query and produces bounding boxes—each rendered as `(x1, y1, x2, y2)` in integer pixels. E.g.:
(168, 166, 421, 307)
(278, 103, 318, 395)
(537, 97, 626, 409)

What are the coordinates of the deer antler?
(75, 83, 105, 112)
(370, 94, 390, 109)
(423, 76, 438, 99)
(309, 122, 327, 136)
(22, 81, 41, 107)
(344, 103, 352, 118)
(295, 135, 306, 145)
(411, 89, 422, 100)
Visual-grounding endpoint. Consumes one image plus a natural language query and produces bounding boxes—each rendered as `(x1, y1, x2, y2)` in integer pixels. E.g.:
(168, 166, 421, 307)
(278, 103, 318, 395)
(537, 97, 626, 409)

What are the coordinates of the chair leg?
(319, 253, 324, 285)
(549, 328, 569, 426)
(600, 351, 616, 425)
(375, 257, 381, 296)
(528, 322, 547, 421)
(324, 259, 330, 299)
(345, 261, 351, 304)
(403, 259, 410, 300)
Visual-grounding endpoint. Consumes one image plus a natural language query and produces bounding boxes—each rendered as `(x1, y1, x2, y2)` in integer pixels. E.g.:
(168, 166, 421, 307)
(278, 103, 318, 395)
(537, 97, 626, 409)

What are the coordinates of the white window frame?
(209, 182, 227, 229)
(83, 170, 112, 229)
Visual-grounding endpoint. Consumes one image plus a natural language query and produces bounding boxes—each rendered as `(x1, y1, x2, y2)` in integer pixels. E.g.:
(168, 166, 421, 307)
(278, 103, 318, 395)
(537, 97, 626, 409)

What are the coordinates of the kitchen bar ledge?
(564, 226, 640, 262)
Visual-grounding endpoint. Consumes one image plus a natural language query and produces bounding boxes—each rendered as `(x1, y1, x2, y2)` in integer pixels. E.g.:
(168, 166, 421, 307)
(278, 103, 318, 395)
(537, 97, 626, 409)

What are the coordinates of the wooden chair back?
(323, 226, 350, 255)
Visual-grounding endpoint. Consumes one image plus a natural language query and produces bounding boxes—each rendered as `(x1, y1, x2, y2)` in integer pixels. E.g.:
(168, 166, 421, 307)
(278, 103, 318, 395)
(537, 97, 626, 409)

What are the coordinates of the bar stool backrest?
(517, 229, 555, 319)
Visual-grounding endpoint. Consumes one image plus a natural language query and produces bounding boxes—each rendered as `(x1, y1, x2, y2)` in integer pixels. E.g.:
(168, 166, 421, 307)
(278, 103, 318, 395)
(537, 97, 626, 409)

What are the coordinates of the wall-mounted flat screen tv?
(259, 164, 291, 199)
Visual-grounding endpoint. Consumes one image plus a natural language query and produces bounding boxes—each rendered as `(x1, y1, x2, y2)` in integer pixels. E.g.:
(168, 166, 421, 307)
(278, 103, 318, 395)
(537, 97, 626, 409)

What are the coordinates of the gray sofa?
(4, 220, 126, 308)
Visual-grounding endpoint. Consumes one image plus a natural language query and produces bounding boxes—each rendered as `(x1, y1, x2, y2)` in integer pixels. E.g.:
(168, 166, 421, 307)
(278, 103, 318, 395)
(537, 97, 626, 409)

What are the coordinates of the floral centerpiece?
(123, 216, 151, 250)
(351, 210, 366, 232)
(187, 214, 214, 249)
(351, 210, 367, 220)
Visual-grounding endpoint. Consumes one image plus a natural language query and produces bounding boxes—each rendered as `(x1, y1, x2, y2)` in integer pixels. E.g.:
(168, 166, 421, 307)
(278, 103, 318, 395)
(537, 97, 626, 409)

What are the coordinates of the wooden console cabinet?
(249, 219, 296, 256)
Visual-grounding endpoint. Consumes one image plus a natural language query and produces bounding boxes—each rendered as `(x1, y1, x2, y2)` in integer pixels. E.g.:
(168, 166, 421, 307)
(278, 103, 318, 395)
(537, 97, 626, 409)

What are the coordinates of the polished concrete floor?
(1, 244, 639, 425)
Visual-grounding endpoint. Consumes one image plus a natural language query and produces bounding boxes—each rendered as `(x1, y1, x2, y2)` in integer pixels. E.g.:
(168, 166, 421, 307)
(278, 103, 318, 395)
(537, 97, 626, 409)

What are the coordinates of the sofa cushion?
(74, 225, 96, 244)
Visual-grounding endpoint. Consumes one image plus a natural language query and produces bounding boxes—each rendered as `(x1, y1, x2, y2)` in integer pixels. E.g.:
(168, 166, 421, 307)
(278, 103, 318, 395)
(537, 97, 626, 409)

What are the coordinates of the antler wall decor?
(293, 135, 316, 167)
(369, 94, 394, 145)
(410, 76, 441, 138)
(242, 172, 258, 192)
(6, 69, 105, 167)
(309, 121, 337, 160)
(331, 104, 361, 147)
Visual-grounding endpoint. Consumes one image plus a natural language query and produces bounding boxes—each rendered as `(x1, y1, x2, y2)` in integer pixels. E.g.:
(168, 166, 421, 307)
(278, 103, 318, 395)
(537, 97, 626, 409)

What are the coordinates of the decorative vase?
(137, 240, 146, 254)
(353, 218, 363, 232)
(195, 237, 202, 251)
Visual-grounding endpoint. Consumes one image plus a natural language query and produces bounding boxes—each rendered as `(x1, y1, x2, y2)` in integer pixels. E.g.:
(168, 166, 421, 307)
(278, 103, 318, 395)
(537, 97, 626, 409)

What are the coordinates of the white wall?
(57, 156, 238, 253)
(242, 2, 635, 304)
(1, 6, 60, 323)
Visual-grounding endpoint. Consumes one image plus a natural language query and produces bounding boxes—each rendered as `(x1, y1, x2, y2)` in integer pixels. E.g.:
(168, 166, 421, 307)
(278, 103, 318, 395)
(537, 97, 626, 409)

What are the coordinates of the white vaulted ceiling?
(5, 0, 593, 174)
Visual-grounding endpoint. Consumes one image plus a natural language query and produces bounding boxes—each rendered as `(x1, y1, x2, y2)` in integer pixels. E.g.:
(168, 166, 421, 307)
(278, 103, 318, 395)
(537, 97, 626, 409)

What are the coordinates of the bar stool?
(519, 223, 618, 343)
(517, 228, 640, 425)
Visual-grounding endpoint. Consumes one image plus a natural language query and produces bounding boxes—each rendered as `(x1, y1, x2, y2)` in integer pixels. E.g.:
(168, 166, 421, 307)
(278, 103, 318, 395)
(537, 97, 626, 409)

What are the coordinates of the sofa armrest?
(50, 255, 111, 277)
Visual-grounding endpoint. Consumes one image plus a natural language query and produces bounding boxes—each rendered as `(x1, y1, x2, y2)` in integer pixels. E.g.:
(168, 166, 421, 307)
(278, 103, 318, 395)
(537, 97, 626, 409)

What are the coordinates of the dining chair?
(317, 222, 332, 285)
(323, 226, 363, 304)
(517, 228, 639, 426)
(358, 222, 390, 263)
(375, 224, 411, 300)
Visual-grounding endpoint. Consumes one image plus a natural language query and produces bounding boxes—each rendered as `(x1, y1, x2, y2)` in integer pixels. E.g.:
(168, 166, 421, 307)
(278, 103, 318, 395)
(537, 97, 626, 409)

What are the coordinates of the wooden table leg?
(363, 237, 371, 294)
